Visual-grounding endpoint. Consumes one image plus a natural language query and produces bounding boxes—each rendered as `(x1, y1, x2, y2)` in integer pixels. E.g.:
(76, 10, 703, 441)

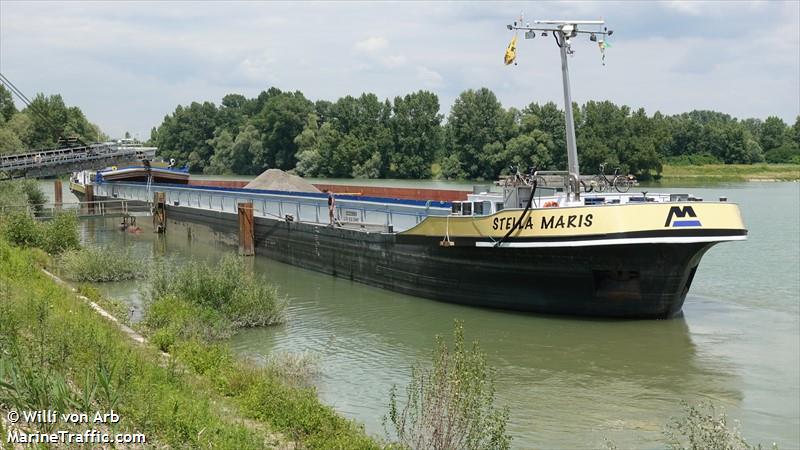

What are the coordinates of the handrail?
(0, 143, 157, 177)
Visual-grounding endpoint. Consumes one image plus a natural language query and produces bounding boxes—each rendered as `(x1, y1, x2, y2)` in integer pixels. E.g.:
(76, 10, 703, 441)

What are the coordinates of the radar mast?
(507, 18, 613, 196)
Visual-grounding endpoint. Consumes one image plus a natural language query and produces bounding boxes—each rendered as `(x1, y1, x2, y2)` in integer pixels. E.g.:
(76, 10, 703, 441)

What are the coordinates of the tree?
(5, 113, 33, 148)
(295, 115, 349, 177)
(713, 123, 763, 164)
(389, 91, 443, 178)
(760, 116, 787, 152)
(385, 321, 510, 450)
(22, 94, 100, 148)
(205, 128, 235, 174)
(444, 88, 514, 180)
(0, 85, 16, 122)
(523, 102, 566, 169)
(619, 108, 662, 177)
(252, 91, 314, 171)
(793, 116, 800, 147)
(500, 111, 555, 172)
(294, 114, 323, 176)
(763, 116, 800, 163)
(574, 101, 628, 173)
(0, 127, 23, 155)
(325, 93, 393, 178)
(206, 125, 264, 175)
(154, 101, 219, 172)
(217, 93, 252, 137)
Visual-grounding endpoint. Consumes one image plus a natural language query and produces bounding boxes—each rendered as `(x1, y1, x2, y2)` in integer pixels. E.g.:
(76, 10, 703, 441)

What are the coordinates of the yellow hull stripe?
(401, 203, 746, 239)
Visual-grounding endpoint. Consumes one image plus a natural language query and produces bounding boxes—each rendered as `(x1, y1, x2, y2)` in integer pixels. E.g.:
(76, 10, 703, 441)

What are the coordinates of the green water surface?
(53, 181, 799, 449)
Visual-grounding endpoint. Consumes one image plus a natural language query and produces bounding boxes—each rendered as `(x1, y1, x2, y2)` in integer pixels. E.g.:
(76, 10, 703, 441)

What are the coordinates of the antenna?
(506, 19, 613, 196)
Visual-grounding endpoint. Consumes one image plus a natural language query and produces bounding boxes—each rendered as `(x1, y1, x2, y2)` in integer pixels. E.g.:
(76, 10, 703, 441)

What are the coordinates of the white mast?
(507, 18, 613, 195)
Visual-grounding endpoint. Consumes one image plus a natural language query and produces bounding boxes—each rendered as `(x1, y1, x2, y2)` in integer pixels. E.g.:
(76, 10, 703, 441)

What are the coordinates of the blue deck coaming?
(94, 181, 453, 232)
(97, 180, 453, 209)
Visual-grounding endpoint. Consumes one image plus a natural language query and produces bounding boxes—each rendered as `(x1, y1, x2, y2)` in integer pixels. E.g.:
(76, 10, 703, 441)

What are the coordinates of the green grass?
(661, 163, 800, 181)
(0, 238, 384, 448)
(0, 239, 268, 449)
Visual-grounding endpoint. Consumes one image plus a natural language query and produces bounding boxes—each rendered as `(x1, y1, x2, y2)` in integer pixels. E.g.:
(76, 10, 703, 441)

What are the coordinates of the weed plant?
(58, 246, 144, 282)
(384, 320, 511, 450)
(664, 401, 777, 450)
(0, 179, 45, 211)
(142, 255, 287, 348)
(1, 211, 79, 254)
(264, 350, 321, 386)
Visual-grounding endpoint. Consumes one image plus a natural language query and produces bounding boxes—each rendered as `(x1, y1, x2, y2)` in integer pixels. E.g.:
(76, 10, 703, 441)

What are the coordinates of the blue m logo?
(664, 206, 702, 228)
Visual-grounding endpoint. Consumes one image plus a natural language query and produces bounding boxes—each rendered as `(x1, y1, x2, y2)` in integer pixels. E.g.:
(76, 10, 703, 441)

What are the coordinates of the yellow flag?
(504, 35, 517, 65)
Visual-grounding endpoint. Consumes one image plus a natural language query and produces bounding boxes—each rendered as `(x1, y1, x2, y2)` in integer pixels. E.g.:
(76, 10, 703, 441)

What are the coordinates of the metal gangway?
(0, 199, 153, 221)
(0, 143, 157, 179)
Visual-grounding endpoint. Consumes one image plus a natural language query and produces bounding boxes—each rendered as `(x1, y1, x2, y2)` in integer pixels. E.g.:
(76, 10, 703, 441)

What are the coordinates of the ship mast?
(507, 19, 613, 196)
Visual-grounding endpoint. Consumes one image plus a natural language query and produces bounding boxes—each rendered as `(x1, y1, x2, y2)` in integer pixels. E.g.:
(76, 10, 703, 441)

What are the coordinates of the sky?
(0, 1, 798, 140)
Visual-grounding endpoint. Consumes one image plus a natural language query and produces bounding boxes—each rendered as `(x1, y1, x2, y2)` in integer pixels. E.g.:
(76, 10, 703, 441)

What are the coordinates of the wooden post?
(54, 179, 62, 210)
(153, 192, 167, 234)
(85, 184, 94, 213)
(238, 202, 254, 256)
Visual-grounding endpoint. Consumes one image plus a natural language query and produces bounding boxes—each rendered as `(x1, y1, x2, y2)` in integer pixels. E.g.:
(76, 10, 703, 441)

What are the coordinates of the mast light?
(506, 18, 613, 198)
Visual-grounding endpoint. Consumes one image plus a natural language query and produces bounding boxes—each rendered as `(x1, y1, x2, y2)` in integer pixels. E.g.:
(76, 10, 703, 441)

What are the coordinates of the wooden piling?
(54, 179, 62, 210)
(85, 184, 94, 213)
(152, 192, 167, 233)
(238, 202, 254, 256)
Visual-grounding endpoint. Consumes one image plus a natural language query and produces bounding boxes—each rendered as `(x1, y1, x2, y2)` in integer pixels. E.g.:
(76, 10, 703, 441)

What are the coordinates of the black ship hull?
(162, 205, 710, 319)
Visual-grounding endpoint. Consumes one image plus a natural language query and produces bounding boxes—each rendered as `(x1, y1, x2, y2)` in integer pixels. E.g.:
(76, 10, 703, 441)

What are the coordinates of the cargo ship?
(70, 19, 747, 318)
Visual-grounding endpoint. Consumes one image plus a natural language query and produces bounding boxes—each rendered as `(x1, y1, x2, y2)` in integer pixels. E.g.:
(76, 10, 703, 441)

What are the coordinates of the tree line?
(151, 87, 800, 180)
(2, 84, 798, 179)
(0, 86, 105, 155)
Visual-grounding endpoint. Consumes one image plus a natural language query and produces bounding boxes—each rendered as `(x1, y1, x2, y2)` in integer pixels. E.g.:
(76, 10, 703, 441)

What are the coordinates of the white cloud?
(237, 54, 278, 83)
(353, 36, 406, 68)
(354, 36, 388, 53)
(664, 1, 703, 16)
(417, 66, 443, 87)
(0, 1, 796, 140)
(381, 55, 408, 68)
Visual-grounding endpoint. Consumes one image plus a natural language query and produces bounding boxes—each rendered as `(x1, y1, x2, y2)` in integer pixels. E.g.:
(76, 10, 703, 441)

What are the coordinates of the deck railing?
(93, 182, 452, 232)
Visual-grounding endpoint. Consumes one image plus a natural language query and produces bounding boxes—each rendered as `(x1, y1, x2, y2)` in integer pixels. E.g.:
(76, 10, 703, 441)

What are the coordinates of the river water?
(52, 180, 799, 449)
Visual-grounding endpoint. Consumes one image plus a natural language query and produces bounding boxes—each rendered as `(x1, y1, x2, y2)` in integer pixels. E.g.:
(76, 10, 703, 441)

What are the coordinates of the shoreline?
(657, 163, 800, 183)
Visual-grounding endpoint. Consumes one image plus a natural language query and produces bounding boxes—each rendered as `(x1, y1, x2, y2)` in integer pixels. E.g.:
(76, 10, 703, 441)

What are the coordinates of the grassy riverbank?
(660, 163, 800, 182)
(0, 239, 382, 449)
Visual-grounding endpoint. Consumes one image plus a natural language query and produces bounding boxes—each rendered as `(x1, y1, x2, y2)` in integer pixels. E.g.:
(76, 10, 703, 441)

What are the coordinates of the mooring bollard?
(153, 192, 167, 233)
(238, 202, 254, 256)
(54, 179, 62, 210)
